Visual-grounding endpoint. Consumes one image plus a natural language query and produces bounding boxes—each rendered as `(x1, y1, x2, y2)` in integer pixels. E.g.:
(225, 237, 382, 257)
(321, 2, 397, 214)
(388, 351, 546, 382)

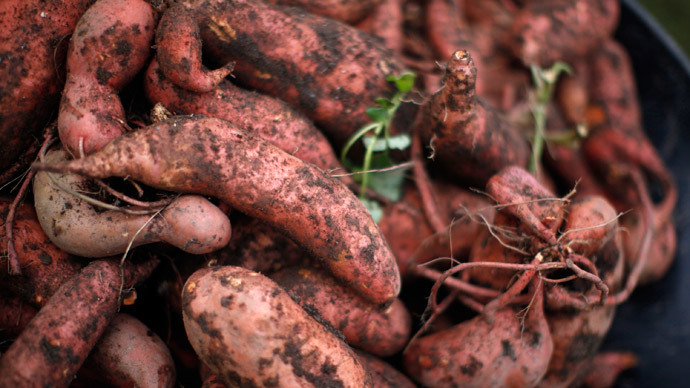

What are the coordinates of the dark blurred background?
(638, 0, 690, 56)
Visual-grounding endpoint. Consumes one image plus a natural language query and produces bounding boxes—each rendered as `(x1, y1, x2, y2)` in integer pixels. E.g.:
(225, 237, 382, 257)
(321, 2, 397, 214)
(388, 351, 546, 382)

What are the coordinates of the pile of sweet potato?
(0, 0, 677, 387)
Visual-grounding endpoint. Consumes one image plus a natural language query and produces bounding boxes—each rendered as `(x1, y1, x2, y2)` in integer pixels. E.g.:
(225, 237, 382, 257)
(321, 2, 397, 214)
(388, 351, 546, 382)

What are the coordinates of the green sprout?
(340, 72, 416, 221)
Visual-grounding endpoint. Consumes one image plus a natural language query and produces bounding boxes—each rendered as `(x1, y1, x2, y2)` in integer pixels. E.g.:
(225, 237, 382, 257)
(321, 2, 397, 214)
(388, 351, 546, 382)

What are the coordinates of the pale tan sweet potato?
(182, 265, 374, 388)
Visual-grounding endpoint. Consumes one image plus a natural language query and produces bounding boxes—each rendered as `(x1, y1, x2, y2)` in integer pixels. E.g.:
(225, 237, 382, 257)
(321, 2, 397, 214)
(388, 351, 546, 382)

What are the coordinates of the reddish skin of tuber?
(420, 51, 529, 186)
(355, 0, 404, 55)
(560, 195, 619, 258)
(33, 148, 232, 257)
(355, 350, 416, 388)
(78, 313, 176, 388)
(144, 58, 349, 177)
(182, 266, 374, 388)
(34, 115, 400, 304)
(270, 267, 412, 357)
(268, 0, 382, 24)
(580, 351, 638, 388)
(175, 0, 407, 147)
(155, 5, 233, 93)
(507, 0, 620, 67)
(58, 0, 156, 155)
(0, 0, 95, 172)
(621, 211, 677, 285)
(0, 258, 156, 388)
(0, 292, 37, 338)
(403, 283, 553, 388)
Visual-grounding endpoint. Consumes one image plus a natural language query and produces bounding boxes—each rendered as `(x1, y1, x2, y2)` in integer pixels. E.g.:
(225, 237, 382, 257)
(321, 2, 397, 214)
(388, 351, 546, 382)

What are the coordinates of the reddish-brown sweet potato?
(144, 58, 349, 177)
(78, 313, 176, 388)
(580, 351, 638, 388)
(154, 5, 233, 93)
(172, 0, 407, 146)
(0, 258, 156, 388)
(419, 50, 529, 185)
(355, 0, 404, 55)
(269, 0, 382, 24)
(58, 0, 156, 155)
(0, 0, 95, 173)
(355, 350, 416, 388)
(182, 265, 374, 388)
(270, 266, 412, 357)
(403, 282, 553, 387)
(0, 292, 37, 338)
(33, 148, 231, 257)
(34, 115, 400, 304)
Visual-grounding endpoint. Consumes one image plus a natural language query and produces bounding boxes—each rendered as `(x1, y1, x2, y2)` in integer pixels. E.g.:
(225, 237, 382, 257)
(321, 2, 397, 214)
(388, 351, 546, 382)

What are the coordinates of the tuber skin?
(33, 115, 401, 304)
(79, 313, 176, 388)
(0, 258, 156, 388)
(270, 266, 412, 357)
(0, 292, 37, 338)
(58, 0, 156, 155)
(173, 0, 407, 146)
(0, 0, 95, 173)
(355, 350, 416, 388)
(580, 351, 638, 388)
(355, 0, 404, 55)
(144, 58, 349, 178)
(403, 280, 553, 388)
(419, 50, 529, 185)
(182, 265, 374, 388)
(268, 0, 382, 25)
(33, 148, 231, 257)
(155, 5, 234, 93)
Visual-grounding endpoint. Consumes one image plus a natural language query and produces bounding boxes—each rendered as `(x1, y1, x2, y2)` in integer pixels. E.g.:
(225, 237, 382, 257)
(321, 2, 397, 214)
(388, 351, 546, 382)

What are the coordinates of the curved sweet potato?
(403, 282, 553, 387)
(580, 351, 638, 388)
(144, 58, 349, 177)
(33, 148, 231, 257)
(58, 0, 156, 155)
(355, 350, 416, 388)
(0, 258, 156, 388)
(79, 313, 176, 388)
(419, 50, 529, 185)
(34, 115, 400, 304)
(155, 5, 233, 93)
(182, 265, 374, 388)
(270, 266, 412, 357)
(0, 0, 94, 172)
(176, 0, 407, 146)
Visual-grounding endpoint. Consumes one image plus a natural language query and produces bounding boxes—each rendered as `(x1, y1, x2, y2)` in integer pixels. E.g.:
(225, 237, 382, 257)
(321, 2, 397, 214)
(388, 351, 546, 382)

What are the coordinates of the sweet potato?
(580, 351, 638, 388)
(78, 313, 176, 388)
(0, 0, 95, 173)
(355, 350, 416, 388)
(269, 0, 382, 24)
(58, 0, 156, 155)
(33, 148, 231, 257)
(419, 50, 529, 185)
(270, 266, 412, 357)
(181, 265, 374, 387)
(403, 280, 553, 387)
(560, 195, 618, 258)
(355, 0, 404, 55)
(0, 258, 156, 388)
(621, 211, 677, 285)
(173, 0, 407, 146)
(0, 292, 37, 338)
(144, 58, 349, 177)
(507, 0, 620, 67)
(33, 115, 400, 304)
(154, 5, 233, 93)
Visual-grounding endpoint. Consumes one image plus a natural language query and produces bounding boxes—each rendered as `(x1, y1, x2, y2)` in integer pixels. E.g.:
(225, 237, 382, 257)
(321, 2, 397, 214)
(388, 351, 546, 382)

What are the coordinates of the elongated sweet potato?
(33, 115, 400, 304)
(355, 0, 404, 55)
(33, 148, 231, 257)
(419, 50, 529, 185)
(155, 5, 233, 93)
(58, 0, 156, 155)
(269, 0, 382, 24)
(172, 0, 407, 146)
(580, 351, 638, 388)
(270, 266, 411, 357)
(78, 313, 176, 388)
(144, 58, 349, 177)
(403, 281, 553, 387)
(355, 350, 416, 388)
(0, 258, 156, 388)
(182, 265, 374, 387)
(0, 0, 95, 173)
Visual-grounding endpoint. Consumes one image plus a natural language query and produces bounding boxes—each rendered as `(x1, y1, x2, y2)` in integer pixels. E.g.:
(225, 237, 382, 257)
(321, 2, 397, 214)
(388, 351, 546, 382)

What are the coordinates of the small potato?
(182, 266, 373, 388)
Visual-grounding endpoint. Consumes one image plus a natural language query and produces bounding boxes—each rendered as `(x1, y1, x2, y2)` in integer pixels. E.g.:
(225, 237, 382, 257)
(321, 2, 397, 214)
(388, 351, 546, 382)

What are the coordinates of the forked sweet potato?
(270, 267, 412, 357)
(33, 148, 231, 257)
(403, 280, 553, 387)
(58, 0, 156, 155)
(0, 258, 156, 388)
(33, 115, 400, 304)
(182, 266, 374, 387)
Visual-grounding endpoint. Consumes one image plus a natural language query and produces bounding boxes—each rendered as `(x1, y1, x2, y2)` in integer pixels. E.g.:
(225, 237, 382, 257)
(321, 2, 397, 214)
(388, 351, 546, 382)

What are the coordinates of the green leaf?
(366, 106, 389, 122)
(361, 133, 411, 153)
(374, 97, 394, 109)
(387, 72, 416, 93)
(340, 122, 380, 164)
(368, 167, 408, 202)
(360, 198, 384, 223)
